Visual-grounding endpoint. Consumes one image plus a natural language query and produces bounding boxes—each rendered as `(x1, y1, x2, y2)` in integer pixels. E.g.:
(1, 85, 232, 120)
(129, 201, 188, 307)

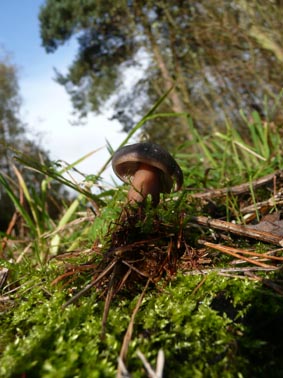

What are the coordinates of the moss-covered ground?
(1, 111, 283, 377)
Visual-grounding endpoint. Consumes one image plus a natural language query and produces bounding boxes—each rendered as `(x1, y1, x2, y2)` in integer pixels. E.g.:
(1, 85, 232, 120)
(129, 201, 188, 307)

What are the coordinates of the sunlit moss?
(2, 260, 283, 377)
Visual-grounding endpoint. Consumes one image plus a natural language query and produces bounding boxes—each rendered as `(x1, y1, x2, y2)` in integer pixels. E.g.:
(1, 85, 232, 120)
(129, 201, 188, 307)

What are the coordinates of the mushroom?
(112, 142, 183, 206)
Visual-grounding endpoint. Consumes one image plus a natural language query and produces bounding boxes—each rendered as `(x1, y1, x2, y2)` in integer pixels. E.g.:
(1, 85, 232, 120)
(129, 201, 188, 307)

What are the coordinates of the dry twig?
(190, 216, 283, 246)
(191, 170, 283, 199)
(136, 349, 165, 378)
(118, 280, 150, 366)
(199, 240, 278, 269)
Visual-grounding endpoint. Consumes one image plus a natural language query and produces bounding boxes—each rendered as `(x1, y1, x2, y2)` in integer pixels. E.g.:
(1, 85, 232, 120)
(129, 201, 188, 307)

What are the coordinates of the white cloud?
(17, 41, 149, 191)
(20, 70, 127, 186)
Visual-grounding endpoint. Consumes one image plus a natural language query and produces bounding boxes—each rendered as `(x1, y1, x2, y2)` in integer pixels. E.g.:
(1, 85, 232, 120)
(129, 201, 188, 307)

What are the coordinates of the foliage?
(1, 101, 283, 376)
(0, 56, 69, 234)
(39, 0, 283, 147)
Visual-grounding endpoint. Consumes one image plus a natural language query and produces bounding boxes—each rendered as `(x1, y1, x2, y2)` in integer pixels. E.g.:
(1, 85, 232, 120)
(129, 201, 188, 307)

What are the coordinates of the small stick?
(62, 259, 117, 309)
(200, 241, 276, 269)
(184, 266, 277, 275)
(101, 263, 125, 338)
(118, 279, 150, 366)
(156, 350, 165, 378)
(191, 276, 207, 296)
(117, 358, 131, 378)
(218, 273, 260, 280)
(135, 349, 165, 378)
(201, 241, 283, 262)
(191, 170, 283, 199)
(240, 196, 283, 214)
(1, 212, 18, 255)
(137, 350, 157, 378)
(184, 266, 278, 275)
(190, 216, 283, 246)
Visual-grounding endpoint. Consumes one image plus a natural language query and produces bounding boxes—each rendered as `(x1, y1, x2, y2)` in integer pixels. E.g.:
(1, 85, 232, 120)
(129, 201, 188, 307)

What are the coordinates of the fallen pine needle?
(117, 279, 150, 377)
(137, 349, 165, 378)
(200, 240, 277, 269)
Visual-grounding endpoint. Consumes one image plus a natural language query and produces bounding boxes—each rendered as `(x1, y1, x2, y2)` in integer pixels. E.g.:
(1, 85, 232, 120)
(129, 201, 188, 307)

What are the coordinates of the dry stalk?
(190, 216, 283, 246)
(199, 240, 277, 269)
(117, 279, 150, 377)
(191, 170, 283, 199)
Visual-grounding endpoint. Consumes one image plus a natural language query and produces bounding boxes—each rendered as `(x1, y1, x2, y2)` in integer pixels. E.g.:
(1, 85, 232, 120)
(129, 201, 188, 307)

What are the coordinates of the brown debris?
(191, 170, 283, 199)
(190, 216, 283, 246)
(54, 169, 283, 341)
(54, 210, 205, 337)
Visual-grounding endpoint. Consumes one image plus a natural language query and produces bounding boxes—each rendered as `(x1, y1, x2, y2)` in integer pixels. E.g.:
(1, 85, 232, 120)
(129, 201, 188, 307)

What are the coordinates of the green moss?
(1, 259, 283, 377)
(2, 110, 283, 377)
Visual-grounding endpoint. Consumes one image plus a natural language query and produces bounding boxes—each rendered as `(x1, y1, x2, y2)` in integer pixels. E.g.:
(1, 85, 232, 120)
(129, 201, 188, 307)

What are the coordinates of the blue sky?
(0, 0, 126, 184)
(0, 1, 45, 68)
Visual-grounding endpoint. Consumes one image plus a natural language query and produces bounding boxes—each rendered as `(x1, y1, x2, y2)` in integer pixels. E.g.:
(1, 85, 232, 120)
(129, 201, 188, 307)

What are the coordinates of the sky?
(0, 0, 127, 186)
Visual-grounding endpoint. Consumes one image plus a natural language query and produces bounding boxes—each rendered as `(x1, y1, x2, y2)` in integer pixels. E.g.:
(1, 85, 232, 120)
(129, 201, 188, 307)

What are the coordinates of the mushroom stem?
(128, 163, 161, 205)
(112, 142, 183, 208)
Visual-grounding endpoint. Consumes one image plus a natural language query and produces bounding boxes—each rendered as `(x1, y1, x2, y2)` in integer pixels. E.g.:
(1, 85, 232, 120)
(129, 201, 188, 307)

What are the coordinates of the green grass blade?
(0, 172, 36, 234)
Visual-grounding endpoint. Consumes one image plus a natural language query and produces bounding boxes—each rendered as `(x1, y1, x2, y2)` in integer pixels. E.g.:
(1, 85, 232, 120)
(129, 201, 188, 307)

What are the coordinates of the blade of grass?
(48, 197, 81, 256)
(0, 171, 36, 235)
(96, 86, 188, 177)
(12, 164, 41, 237)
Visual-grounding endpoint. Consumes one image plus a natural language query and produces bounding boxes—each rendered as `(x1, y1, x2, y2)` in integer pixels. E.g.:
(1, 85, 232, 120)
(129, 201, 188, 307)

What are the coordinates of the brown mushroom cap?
(112, 142, 183, 192)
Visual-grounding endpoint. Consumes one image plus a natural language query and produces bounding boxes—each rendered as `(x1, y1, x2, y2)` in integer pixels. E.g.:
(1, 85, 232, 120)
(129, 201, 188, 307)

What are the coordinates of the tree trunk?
(136, 5, 191, 140)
